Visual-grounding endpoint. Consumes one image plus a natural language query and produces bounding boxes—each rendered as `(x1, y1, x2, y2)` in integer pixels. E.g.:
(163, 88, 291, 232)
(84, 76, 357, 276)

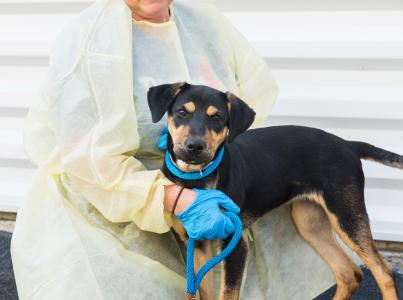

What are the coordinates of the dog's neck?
(163, 135, 227, 189)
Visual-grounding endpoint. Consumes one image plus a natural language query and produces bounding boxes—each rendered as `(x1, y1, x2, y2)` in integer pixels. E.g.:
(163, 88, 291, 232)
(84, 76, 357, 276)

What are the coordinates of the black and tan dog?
(147, 82, 402, 300)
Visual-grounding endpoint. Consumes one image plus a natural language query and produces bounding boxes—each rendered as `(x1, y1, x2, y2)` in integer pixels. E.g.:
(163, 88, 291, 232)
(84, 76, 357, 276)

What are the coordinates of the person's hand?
(156, 127, 168, 151)
(175, 188, 240, 240)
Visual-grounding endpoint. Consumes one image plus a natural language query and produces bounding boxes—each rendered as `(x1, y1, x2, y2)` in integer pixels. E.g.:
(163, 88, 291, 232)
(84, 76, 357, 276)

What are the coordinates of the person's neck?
(131, 9, 170, 23)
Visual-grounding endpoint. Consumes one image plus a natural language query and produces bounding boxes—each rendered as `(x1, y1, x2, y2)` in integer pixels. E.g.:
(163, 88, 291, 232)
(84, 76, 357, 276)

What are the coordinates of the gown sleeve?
(23, 48, 174, 235)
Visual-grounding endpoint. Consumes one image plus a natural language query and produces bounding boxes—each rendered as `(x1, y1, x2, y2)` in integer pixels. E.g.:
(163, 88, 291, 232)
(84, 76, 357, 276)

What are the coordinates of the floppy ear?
(147, 82, 189, 123)
(226, 92, 256, 142)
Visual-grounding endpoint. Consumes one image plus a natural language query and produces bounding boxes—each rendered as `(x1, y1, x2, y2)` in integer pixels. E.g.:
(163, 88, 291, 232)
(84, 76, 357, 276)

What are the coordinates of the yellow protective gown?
(11, 0, 341, 299)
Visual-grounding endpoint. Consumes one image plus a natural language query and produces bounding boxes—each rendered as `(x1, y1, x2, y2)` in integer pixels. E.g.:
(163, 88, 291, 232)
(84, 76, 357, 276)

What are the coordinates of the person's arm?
(164, 185, 196, 214)
(23, 58, 180, 235)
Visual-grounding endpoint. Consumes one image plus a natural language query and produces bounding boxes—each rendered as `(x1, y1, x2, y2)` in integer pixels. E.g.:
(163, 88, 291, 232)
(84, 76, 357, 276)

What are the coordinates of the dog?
(147, 82, 402, 300)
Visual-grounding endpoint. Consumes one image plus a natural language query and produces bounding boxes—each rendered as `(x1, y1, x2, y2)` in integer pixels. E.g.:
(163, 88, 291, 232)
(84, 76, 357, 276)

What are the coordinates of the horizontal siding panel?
(276, 84, 403, 104)
(325, 129, 403, 150)
(1, 0, 403, 12)
(370, 219, 403, 242)
(272, 69, 403, 87)
(254, 41, 403, 59)
(0, 65, 46, 107)
(367, 200, 403, 241)
(2, 11, 403, 59)
(226, 11, 403, 59)
(0, 117, 26, 160)
(0, 93, 35, 108)
(0, 14, 73, 56)
(267, 119, 403, 149)
(0, 167, 35, 212)
(0, 41, 53, 57)
(228, 12, 403, 38)
(363, 161, 403, 181)
(208, 0, 403, 12)
(272, 99, 403, 119)
(0, 66, 47, 80)
(3, 66, 403, 110)
(366, 188, 403, 241)
(3, 66, 403, 92)
(0, 140, 25, 161)
(365, 188, 403, 207)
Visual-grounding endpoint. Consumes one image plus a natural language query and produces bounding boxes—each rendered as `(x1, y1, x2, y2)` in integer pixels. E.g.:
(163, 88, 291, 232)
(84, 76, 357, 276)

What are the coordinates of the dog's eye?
(177, 109, 188, 117)
(210, 114, 223, 122)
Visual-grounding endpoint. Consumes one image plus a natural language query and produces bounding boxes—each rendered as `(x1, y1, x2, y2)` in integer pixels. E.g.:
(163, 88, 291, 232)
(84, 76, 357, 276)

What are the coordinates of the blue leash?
(160, 132, 242, 298)
(186, 212, 243, 298)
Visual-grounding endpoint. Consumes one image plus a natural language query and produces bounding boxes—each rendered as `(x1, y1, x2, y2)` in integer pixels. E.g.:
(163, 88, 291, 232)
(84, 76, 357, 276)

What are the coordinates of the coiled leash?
(185, 212, 243, 299)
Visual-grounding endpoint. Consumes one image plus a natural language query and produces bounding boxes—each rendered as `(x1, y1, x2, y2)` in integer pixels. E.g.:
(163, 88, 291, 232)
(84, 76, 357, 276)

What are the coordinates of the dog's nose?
(185, 138, 206, 154)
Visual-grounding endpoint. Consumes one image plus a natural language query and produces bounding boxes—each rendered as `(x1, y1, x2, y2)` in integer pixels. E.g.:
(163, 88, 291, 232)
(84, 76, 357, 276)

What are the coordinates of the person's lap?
(9, 171, 349, 299)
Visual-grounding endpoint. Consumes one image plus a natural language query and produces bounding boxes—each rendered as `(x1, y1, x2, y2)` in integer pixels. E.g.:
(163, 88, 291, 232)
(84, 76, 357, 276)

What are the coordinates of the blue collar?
(165, 147, 224, 180)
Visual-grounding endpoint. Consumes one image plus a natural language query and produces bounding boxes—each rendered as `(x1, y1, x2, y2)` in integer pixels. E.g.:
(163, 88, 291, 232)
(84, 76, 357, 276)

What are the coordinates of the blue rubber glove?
(175, 188, 240, 240)
(156, 127, 168, 151)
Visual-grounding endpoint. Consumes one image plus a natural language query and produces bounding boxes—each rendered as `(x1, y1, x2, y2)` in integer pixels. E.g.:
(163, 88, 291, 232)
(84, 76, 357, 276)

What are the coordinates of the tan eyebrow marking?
(183, 101, 196, 113)
(206, 105, 218, 116)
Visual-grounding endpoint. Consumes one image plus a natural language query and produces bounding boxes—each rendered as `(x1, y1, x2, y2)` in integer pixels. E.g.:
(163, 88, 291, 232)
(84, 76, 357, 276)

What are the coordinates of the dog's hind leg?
(291, 199, 363, 300)
(313, 187, 399, 300)
(218, 236, 248, 300)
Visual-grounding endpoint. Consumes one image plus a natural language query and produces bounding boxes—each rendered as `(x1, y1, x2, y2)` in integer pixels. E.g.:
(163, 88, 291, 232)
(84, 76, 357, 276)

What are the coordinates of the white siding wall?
(0, 0, 402, 241)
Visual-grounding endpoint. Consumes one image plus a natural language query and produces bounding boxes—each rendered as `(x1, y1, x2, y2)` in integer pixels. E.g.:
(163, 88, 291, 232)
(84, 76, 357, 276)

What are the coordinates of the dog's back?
(219, 125, 403, 215)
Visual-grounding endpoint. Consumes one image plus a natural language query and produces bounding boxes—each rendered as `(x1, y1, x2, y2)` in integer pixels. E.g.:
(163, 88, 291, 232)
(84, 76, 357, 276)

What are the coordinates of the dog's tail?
(348, 141, 403, 170)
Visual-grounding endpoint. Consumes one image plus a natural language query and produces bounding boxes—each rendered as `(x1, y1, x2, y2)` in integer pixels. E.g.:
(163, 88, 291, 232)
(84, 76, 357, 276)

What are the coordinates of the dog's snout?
(185, 138, 206, 154)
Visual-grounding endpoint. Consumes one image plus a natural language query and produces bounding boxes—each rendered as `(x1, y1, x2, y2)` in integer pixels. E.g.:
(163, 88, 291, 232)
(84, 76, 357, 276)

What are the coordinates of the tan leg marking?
(218, 261, 240, 300)
(304, 193, 399, 300)
(171, 218, 187, 243)
(291, 200, 362, 300)
(218, 237, 247, 300)
(171, 219, 214, 300)
(193, 241, 214, 300)
(219, 260, 225, 300)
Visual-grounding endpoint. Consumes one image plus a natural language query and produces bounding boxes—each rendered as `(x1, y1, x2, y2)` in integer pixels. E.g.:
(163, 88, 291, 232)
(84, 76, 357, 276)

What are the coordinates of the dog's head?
(147, 82, 255, 171)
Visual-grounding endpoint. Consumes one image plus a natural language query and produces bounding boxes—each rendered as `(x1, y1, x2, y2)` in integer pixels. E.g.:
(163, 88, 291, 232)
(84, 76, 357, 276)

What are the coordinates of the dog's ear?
(226, 92, 256, 142)
(147, 82, 189, 123)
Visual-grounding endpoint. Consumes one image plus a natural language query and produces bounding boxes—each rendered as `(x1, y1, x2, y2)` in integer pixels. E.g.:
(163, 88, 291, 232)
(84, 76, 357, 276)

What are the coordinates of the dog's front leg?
(193, 240, 214, 300)
(218, 236, 248, 300)
(172, 219, 214, 300)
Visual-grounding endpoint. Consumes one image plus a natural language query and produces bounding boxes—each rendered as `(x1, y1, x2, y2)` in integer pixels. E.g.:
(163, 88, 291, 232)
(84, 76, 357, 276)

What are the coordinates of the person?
(11, 0, 340, 298)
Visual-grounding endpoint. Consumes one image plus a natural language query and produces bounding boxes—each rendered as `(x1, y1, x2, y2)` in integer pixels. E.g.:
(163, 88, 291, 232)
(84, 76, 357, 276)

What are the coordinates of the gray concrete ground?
(1, 221, 403, 299)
